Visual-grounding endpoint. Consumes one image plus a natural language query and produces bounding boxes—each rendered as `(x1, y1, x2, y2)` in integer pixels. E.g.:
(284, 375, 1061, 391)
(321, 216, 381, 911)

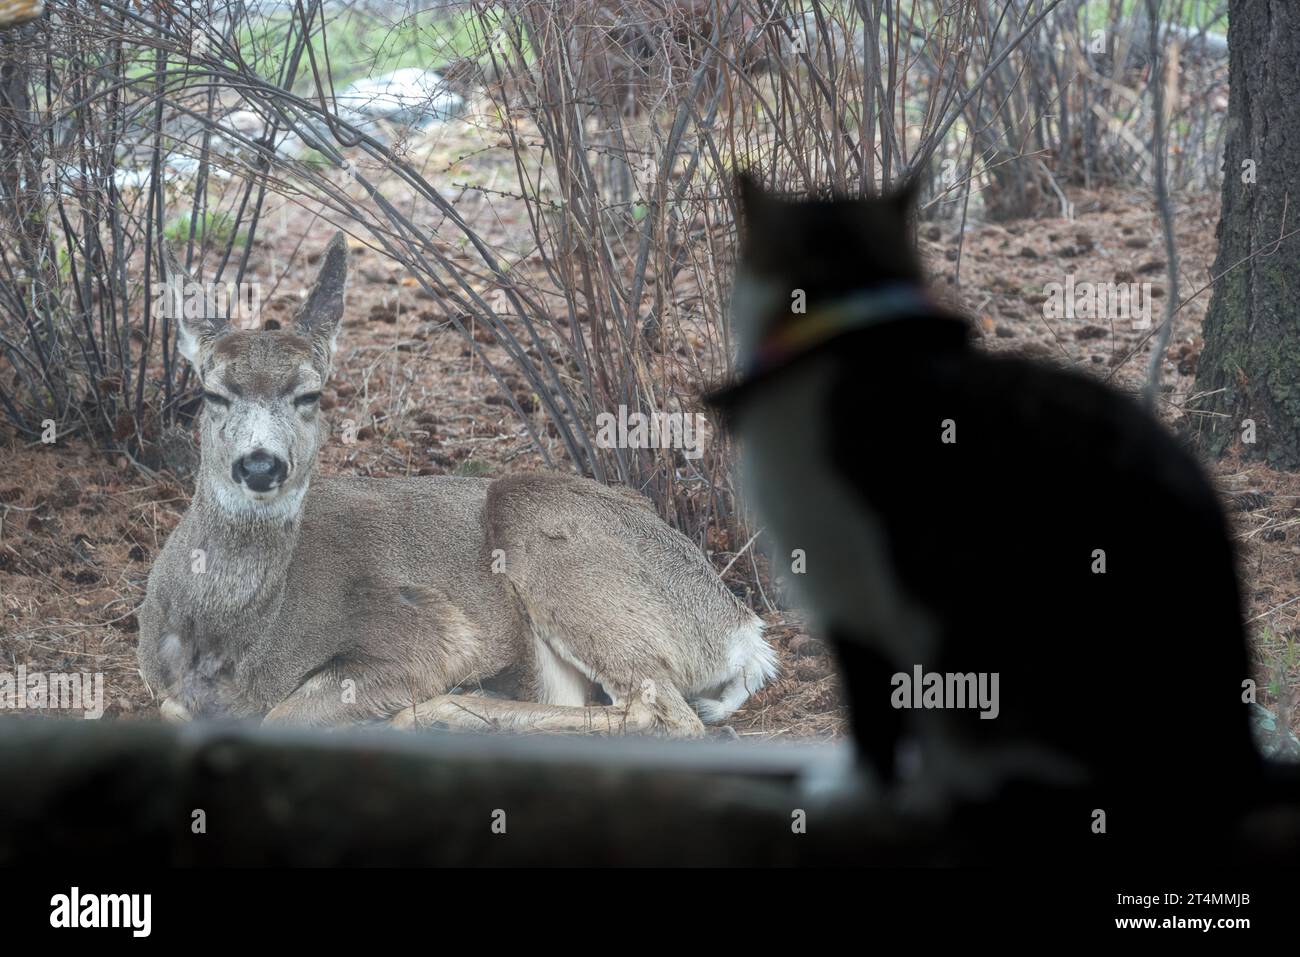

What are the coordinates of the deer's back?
(287, 473, 525, 662)
(300, 474, 498, 592)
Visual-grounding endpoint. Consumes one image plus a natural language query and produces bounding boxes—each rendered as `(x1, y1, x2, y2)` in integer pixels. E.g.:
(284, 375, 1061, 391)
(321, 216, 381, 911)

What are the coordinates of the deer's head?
(168, 232, 348, 519)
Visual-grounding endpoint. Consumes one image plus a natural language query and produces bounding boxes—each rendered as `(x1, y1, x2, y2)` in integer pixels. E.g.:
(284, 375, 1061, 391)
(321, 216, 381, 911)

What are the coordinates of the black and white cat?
(710, 174, 1262, 859)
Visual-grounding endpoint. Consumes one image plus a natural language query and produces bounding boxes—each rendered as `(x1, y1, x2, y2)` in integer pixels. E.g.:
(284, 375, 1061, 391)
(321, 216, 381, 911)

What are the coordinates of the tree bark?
(1194, 1, 1300, 467)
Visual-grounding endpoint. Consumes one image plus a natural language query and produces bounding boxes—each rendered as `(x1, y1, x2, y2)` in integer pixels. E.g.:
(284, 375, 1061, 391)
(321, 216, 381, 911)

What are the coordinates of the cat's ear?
(887, 172, 923, 217)
(735, 170, 774, 227)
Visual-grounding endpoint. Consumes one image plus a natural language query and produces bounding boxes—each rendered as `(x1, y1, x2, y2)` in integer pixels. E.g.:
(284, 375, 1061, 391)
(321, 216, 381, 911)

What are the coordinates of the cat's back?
(828, 324, 1230, 563)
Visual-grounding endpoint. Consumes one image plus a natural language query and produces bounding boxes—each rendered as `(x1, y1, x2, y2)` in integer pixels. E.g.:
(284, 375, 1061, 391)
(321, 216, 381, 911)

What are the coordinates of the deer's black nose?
(232, 450, 288, 492)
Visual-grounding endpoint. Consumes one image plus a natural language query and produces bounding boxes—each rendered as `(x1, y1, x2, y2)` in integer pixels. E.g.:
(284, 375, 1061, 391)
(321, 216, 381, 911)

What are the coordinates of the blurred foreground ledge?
(0, 721, 1297, 866)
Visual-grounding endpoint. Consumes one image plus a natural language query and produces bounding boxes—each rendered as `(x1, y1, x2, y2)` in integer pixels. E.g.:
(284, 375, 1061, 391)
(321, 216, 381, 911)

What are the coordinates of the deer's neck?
(183, 477, 309, 625)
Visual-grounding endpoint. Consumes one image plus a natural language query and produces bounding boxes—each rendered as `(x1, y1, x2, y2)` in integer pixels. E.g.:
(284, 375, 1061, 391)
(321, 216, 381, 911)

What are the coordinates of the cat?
(709, 173, 1265, 860)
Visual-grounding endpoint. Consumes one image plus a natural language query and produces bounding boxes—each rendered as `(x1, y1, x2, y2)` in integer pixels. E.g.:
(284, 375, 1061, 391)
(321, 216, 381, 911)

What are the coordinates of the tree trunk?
(1194, 1, 1300, 467)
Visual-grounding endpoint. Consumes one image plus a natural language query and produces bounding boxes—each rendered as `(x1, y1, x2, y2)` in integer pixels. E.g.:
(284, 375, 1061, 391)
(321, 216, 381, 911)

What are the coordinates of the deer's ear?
(162, 246, 228, 368)
(294, 231, 348, 374)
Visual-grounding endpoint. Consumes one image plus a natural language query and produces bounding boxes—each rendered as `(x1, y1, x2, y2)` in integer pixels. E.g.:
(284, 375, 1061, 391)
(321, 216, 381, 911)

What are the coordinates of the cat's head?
(728, 172, 924, 360)
(706, 173, 935, 413)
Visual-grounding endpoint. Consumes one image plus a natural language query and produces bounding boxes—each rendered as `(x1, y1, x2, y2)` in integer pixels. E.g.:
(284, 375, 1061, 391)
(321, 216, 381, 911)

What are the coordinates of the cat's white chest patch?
(735, 354, 937, 667)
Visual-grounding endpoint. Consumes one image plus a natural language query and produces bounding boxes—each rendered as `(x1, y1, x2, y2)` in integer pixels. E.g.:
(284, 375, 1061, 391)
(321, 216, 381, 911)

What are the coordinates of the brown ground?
(1, 162, 1296, 740)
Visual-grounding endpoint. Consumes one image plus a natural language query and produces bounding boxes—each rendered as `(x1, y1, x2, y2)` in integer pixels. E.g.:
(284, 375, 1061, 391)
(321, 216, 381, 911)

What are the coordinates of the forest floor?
(1, 117, 1297, 743)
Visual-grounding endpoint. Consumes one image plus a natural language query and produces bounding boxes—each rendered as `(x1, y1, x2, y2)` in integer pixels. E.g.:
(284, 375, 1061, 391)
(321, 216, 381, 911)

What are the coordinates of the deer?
(136, 233, 776, 735)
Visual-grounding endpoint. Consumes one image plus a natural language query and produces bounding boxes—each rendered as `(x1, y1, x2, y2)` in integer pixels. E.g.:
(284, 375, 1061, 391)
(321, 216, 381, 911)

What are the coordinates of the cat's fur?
(711, 174, 1263, 859)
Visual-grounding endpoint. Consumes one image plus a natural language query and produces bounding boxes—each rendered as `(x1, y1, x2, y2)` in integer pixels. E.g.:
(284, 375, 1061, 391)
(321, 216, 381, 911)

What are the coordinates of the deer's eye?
(294, 391, 321, 409)
(203, 391, 231, 408)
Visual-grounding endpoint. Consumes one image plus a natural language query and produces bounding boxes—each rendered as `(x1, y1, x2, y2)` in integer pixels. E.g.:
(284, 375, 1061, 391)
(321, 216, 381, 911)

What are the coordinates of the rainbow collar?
(743, 283, 937, 379)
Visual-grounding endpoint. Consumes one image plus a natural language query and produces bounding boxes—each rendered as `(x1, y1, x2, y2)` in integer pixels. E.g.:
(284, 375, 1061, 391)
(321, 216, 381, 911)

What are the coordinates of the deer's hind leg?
(526, 610, 707, 737)
(433, 471, 737, 738)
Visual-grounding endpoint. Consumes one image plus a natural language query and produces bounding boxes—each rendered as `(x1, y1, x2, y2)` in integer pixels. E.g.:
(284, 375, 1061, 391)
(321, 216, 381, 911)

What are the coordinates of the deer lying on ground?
(137, 233, 775, 734)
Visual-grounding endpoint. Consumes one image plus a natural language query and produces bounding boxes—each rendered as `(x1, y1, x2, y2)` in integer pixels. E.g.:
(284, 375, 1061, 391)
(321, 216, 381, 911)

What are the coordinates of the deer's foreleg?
(262, 669, 410, 727)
